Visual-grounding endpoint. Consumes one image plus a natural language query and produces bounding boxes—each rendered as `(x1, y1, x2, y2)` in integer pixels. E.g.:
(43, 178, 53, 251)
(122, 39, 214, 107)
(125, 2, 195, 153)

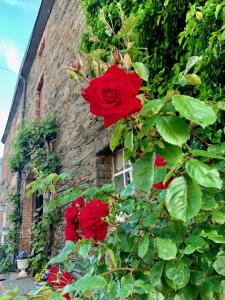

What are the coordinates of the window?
(112, 150, 132, 189)
(35, 74, 44, 119)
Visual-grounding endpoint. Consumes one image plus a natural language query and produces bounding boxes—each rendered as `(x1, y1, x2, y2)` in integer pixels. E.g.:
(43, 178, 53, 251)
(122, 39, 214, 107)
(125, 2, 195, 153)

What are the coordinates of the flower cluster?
(82, 65, 142, 127)
(48, 266, 75, 300)
(153, 154, 172, 190)
(64, 198, 109, 242)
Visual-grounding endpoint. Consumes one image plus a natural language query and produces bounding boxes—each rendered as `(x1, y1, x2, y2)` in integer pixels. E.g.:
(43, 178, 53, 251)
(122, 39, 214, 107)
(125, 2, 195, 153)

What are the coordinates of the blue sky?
(0, 0, 41, 157)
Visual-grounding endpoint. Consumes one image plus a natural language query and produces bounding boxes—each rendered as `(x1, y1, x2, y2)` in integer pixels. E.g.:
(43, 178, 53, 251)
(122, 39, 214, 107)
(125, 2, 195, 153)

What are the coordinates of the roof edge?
(1, 0, 55, 144)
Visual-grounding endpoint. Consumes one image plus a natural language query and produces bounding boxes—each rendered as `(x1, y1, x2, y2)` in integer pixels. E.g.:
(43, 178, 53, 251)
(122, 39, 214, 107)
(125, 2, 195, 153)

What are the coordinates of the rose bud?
(71, 60, 81, 72)
(112, 49, 123, 64)
(123, 53, 132, 70)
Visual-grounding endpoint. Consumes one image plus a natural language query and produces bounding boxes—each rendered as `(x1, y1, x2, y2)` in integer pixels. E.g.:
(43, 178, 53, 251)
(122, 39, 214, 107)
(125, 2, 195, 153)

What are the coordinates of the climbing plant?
(8, 117, 60, 175)
(0, 192, 21, 273)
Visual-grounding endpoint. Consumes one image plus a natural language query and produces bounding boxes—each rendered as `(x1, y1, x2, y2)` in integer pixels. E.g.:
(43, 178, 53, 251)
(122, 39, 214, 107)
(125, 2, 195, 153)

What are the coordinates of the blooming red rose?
(64, 223, 80, 242)
(48, 266, 75, 300)
(71, 197, 85, 209)
(79, 200, 109, 241)
(64, 206, 78, 223)
(153, 154, 172, 190)
(82, 65, 142, 127)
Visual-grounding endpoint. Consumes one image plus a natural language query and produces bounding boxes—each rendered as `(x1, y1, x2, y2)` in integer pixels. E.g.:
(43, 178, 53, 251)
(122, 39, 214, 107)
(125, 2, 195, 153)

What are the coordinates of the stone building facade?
(0, 0, 115, 254)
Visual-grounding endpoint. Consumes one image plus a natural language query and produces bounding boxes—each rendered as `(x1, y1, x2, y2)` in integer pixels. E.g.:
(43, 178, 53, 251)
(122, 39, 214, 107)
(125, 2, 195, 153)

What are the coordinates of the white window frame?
(112, 149, 133, 188)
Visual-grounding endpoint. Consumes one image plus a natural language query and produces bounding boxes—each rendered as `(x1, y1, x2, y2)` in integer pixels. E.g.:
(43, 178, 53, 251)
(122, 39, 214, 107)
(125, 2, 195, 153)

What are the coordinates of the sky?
(0, 0, 41, 157)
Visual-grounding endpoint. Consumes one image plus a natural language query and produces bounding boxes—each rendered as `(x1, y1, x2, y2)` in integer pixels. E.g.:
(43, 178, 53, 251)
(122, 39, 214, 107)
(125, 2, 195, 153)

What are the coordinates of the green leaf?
(133, 152, 155, 194)
(214, 256, 225, 276)
(14, 297, 27, 300)
(147, 290, 165, 300)
(199, 281, 214, 300)
(172, 95, 217, 128)
(183, 56, 202, 74)
(178, 74, 201, 86)
(48, 241, 75, 264)
(201, 230, 225, 243)
(138, 234, 149, 258)
(211, 211, 225, 224)
(154, 237, 177, 260)
(64, 274, 107, 293)
(50, 292, 66, 300)
(117, 274, 134, 299)
(165, 260, 190, 290)
(141, 100, 165, 115)
(184, 235, 205, 255)
(105, 247, 118, 268)
(208, 143, 225, 155)
(148, 261, 164, 286)
(190, 271, 207, 286)
(143, 115, 158, 133)
(185, 159, 223, 189)
(192, 149, 225, 160)
(165, 176, 202, 222)
(156, 116, 190, 147)
(133, 62, 149, 81)
(124, 130, 134, 151)
(109, 123, 126, 151)
(78, 239, 92, 259)
(134, 280, 154, 294)
(156, 143, 183, 166)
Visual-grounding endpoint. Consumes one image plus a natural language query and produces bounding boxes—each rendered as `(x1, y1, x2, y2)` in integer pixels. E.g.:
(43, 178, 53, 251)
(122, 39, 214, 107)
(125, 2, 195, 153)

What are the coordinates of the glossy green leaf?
(154, 237, 177, 260)
(141, 100, 164, 115)
(148, 261, 164, 285)
(48, 241, 75, 264)
(165, 260, 190, 290)
(133, 152, 155, 194)
(124, 130, 134, 150)
(117, 274, 134, 299)
(156, 116, 190, 146)
(192, 149, 225, 160)
(184, 235, 205, 255)
(165, 176, 202, 222)
(64, 274, 107, 293)
(78, 239, 92, 259)
(133, 62, 149, 81)
(201, 230, 225, 243)
(208, 143, 225, 155)
(109, 123, 126, 151)
(185, 160, 222, 189)
(138, 234, 149, 258)
(183, 56, 202, 74)
(147, 290, 165, 300)
(172, 95, 217, 128)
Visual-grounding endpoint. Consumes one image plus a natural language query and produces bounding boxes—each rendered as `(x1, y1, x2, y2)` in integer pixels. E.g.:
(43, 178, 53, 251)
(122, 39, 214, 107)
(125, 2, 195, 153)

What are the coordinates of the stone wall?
(22, 0, 113, 254)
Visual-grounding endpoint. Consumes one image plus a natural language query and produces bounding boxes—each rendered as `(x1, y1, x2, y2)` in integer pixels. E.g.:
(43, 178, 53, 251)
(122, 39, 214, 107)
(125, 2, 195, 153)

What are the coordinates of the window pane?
(113, 151, 124, 173)
(114, 174, 125, 189)
(125, 170, 132, 185)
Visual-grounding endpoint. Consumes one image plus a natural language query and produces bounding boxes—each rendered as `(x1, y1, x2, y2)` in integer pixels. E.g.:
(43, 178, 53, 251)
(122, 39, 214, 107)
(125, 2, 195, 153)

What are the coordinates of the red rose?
(64, 223, 80, 242)
(71, 197, 85, 209)
(82, 65, 142, 127)
(153, 154, 172, 190)
(64, 206, 78, 223)
(48, 266, 75, 300)
(48, 266, 59, 285)
(79, 200, 109, 241)
(154, 155, 167, 167)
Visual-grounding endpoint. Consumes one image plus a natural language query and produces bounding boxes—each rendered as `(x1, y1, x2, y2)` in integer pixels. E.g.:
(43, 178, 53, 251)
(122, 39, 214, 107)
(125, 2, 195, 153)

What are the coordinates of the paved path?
(0, 273, 36, 296)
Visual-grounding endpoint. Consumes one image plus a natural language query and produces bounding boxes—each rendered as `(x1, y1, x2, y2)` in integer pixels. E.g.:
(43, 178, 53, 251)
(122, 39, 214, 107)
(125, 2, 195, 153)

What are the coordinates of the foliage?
(3, 0, 225, 299)
(0, 192, 21, 273)
(8, 117, 60, 174)
(28, 173, 80, 275)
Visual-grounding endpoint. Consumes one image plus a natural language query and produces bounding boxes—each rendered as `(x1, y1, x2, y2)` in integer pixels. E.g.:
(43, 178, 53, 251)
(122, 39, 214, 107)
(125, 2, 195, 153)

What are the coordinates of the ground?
(0, 273, 35, 296)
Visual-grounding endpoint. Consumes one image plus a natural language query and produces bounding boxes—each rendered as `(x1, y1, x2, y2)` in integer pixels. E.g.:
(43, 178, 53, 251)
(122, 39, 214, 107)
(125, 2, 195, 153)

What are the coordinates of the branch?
(101, 267, 145, 277)
(191, 131, 211, 147)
